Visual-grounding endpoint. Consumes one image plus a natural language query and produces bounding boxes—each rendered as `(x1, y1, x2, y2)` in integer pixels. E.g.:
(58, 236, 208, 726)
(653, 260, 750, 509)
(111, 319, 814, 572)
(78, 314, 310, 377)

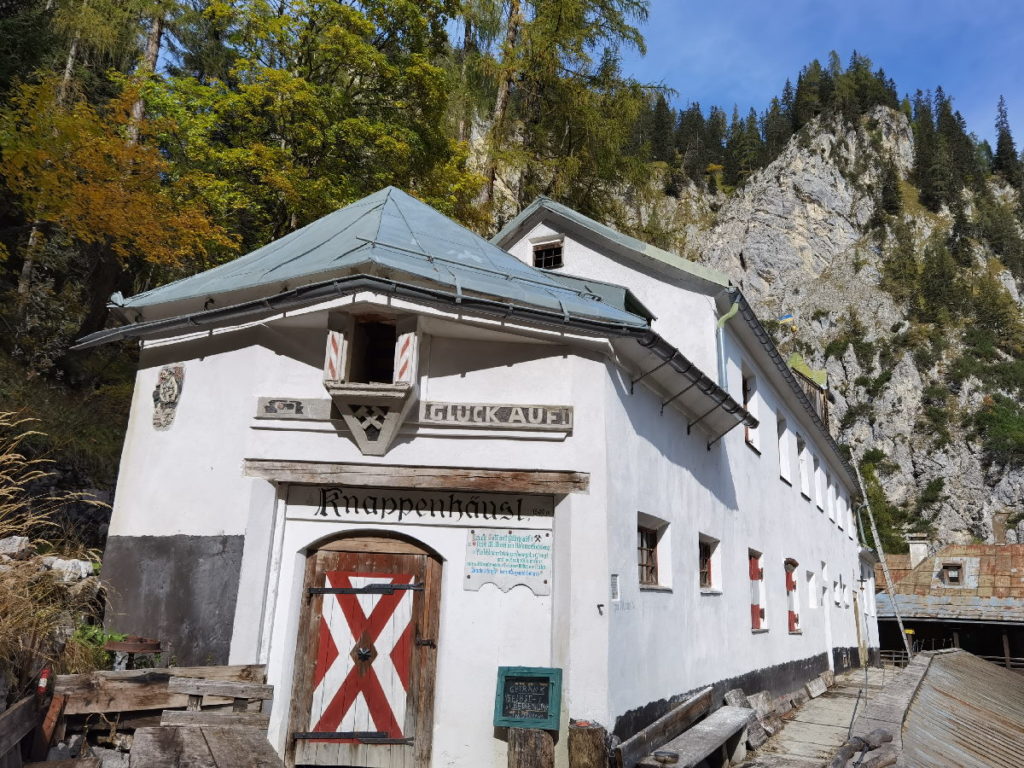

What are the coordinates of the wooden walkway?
(739, 666, 891, 768)
(131, 726, 282, 767)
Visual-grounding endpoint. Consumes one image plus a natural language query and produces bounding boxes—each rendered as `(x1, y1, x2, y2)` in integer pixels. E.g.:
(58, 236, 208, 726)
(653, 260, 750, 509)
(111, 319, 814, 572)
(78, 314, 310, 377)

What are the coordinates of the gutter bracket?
(660, 380, 698, 415)
(630, 358, 671, 395)
(687, 399, 725, 435)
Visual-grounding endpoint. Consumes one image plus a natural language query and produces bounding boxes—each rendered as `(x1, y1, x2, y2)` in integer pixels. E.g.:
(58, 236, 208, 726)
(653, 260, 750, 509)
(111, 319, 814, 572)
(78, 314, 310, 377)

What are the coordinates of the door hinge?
(308, 582, 424, 597)
(293, 731, 414, 745)
(415, 637, 436, 648)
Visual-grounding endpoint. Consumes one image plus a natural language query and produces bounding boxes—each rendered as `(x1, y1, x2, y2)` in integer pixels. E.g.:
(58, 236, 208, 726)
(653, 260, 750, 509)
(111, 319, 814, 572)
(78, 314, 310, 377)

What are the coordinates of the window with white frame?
(777, 417, 792, 483)
(797, 435, 812, 499)
(699, 534, 721, 592)
(837, 493, 847, 531)
(826, 474, 836, 522)
(814, 456, 825, 511)
(637, 512, 671, 588)
(742, 372, 760, 451)
(749, 549, 767, 630)
(785, 559, 800, 632)
(806, 570, 818, 610)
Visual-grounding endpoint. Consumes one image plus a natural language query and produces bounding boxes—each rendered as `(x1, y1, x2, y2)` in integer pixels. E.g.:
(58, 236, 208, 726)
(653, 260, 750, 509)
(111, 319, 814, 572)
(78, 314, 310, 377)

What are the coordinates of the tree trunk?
(481, 0, 522, 207)
(457, 16, 475, 144)
(508, 728, 554, 768)
(127, 14, 164, 143)
(568, 721, 609, 768)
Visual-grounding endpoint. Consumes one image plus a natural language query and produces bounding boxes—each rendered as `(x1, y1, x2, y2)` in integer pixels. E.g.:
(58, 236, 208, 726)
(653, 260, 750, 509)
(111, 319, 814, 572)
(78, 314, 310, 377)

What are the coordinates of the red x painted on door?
(308, 571, 416, 741)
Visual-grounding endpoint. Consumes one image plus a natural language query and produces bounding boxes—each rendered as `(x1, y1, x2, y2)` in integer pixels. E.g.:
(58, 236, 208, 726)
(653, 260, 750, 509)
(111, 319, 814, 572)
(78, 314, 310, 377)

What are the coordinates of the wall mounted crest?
(152, 364, 184, 430)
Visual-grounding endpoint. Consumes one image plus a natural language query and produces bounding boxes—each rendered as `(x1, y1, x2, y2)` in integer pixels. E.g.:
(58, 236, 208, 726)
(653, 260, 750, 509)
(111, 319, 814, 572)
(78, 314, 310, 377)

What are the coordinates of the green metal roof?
(490, 197, 732, 290)
(112, 187, 648, 329)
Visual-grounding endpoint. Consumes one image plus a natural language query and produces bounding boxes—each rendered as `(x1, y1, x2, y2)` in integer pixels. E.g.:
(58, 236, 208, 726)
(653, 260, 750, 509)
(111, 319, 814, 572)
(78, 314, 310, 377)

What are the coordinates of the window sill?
(700, 588, 723, 596)
(789, 630, 803, 635)
(780, 475, 792, 487)
(745, 441, 761, 456)
(640, 585, 673, 593)
(751, 628, 770, 635)
(801, 492, 811, 502)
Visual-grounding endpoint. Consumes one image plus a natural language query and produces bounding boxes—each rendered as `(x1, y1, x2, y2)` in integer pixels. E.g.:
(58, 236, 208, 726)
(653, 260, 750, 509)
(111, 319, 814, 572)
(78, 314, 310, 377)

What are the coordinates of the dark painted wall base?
(612, 647, 872, 741)
(102, 534, 244, 666)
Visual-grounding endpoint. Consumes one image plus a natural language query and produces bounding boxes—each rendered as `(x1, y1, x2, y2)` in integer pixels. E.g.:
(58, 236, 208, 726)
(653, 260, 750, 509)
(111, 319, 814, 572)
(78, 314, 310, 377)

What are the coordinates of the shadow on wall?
(607, 360, 739, 514)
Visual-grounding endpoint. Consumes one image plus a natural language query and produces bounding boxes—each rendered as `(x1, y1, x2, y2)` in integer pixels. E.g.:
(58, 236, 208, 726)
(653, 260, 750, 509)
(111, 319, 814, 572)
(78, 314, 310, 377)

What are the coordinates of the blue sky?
(618, 0, 1024, 144)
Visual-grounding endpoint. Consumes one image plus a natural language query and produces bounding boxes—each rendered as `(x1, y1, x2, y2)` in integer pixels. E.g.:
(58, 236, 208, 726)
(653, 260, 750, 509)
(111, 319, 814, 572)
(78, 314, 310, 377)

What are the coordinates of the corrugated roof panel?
(902, 651, 1024, 767)
(876, 593, 1024, 623)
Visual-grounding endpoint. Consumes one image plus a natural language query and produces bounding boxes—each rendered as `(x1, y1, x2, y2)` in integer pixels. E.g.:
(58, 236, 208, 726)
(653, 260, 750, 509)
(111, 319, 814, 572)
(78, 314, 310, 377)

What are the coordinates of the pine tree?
(919, 236, 960, 325)
(650, 94, 675, 163)
(993, 96, 1022, 188)
(880, 160, 902, 215)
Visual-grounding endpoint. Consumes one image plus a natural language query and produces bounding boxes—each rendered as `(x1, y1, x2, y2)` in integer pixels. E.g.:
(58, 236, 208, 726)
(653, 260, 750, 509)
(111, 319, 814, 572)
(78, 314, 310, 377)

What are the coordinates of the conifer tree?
(993, 96, 1022, 188)
(880, 160, 902, 215)
(650, 94, 675, 163)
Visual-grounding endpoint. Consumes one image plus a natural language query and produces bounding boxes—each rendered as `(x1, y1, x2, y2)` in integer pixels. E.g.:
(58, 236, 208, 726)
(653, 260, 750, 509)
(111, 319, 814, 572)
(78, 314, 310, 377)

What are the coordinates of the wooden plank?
(166, 679, 273, 701)
(0, 750, 21, 768)
(129, 727, 215, 768)
(614, 687, 712, 768)
(160, 711, 270, 728)
(243, 459, 590, 494)
(200, 727, 283, 767)
(0, 696, 40, 760)
(55, 666, 265, 716)
(29, 695, 65, 761)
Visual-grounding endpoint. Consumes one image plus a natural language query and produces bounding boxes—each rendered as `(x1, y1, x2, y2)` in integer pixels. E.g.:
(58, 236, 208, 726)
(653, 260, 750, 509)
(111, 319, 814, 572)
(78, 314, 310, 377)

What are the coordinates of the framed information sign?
(493, 666, 562, 730)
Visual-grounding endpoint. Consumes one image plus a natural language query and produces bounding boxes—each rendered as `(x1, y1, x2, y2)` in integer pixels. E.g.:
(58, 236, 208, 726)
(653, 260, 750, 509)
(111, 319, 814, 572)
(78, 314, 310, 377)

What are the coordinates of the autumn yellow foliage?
(0, 78, 237, 269)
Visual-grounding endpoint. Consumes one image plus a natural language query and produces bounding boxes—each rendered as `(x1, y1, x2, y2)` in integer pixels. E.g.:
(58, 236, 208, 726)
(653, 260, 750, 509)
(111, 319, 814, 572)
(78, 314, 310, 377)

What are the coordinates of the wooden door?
(288, 537, 441, 768)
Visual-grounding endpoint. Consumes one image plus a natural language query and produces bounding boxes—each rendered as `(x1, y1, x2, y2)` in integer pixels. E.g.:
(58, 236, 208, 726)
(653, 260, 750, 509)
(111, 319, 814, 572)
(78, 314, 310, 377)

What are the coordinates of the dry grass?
(0, 412, 108, 705)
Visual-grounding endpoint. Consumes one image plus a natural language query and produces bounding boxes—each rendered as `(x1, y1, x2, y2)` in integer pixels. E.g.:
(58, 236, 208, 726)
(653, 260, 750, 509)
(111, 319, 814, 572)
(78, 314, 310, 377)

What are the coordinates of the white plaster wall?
(108, 331, 266, 538)
(504, 223, 720, 375)
(602, 327, 870, 723)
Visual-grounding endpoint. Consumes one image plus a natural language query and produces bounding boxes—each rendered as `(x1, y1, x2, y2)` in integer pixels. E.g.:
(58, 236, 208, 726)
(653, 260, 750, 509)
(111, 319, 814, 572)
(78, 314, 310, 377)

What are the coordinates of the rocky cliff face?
(641, 107, 1024, 549)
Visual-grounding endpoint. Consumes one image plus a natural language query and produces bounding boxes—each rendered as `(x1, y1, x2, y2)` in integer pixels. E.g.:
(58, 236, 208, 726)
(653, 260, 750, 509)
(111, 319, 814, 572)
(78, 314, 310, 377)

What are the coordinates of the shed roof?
(108, 186, 648, 330)
(903, 650, 1024, 767)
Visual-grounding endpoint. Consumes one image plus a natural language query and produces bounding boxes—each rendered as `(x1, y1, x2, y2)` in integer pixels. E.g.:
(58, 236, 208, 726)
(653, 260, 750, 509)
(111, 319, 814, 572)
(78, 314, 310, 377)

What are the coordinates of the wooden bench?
(614, 688, 713, 768)
(637, 706, 754, 768)
(159, 678, 274, 729)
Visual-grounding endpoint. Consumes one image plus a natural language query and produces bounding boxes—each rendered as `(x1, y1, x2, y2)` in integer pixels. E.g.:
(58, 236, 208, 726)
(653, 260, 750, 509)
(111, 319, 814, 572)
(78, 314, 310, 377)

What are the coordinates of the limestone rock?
(0, 536, 30, 559)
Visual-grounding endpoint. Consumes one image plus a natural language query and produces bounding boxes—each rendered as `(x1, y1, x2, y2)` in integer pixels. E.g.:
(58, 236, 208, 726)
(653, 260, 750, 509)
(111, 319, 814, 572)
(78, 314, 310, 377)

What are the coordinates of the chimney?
(906, 532, 930, 568)
(993, 512, 1009, 545)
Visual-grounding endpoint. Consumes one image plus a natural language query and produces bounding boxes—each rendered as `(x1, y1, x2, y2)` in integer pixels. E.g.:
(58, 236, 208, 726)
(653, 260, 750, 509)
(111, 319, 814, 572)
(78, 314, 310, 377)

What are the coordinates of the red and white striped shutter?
(749, 554, 761, 630)
(308, 571, 416, 741)
(324, 330, 347, 383)
(786, 569, 798, 631)
(393, 332, 418, 385)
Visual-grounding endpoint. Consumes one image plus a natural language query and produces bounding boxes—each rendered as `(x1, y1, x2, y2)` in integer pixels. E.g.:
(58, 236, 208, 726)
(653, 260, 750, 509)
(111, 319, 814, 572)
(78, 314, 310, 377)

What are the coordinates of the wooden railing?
(977, 654, 1024, 671)
(879, 649, 910, 668)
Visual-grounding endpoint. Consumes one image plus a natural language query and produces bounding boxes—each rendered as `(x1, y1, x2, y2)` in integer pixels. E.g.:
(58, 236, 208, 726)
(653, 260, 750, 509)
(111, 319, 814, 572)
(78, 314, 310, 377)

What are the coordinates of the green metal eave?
(538, 269, 657, 322)
(108, 187, 648, 331)
(490, 196, 732, 292)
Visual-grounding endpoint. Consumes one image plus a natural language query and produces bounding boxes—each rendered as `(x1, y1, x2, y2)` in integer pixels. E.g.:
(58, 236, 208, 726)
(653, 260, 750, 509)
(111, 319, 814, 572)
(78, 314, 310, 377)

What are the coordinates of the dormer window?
(533, 241, 564, 269)
(350, 321, 397, 383)
(942, 563, 962, 585)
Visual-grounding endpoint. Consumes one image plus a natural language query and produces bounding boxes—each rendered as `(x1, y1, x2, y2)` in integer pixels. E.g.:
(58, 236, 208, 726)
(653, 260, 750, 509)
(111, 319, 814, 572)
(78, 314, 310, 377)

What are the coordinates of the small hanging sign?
(464, 528, 553, 595)
(493, 667, 562, 730)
